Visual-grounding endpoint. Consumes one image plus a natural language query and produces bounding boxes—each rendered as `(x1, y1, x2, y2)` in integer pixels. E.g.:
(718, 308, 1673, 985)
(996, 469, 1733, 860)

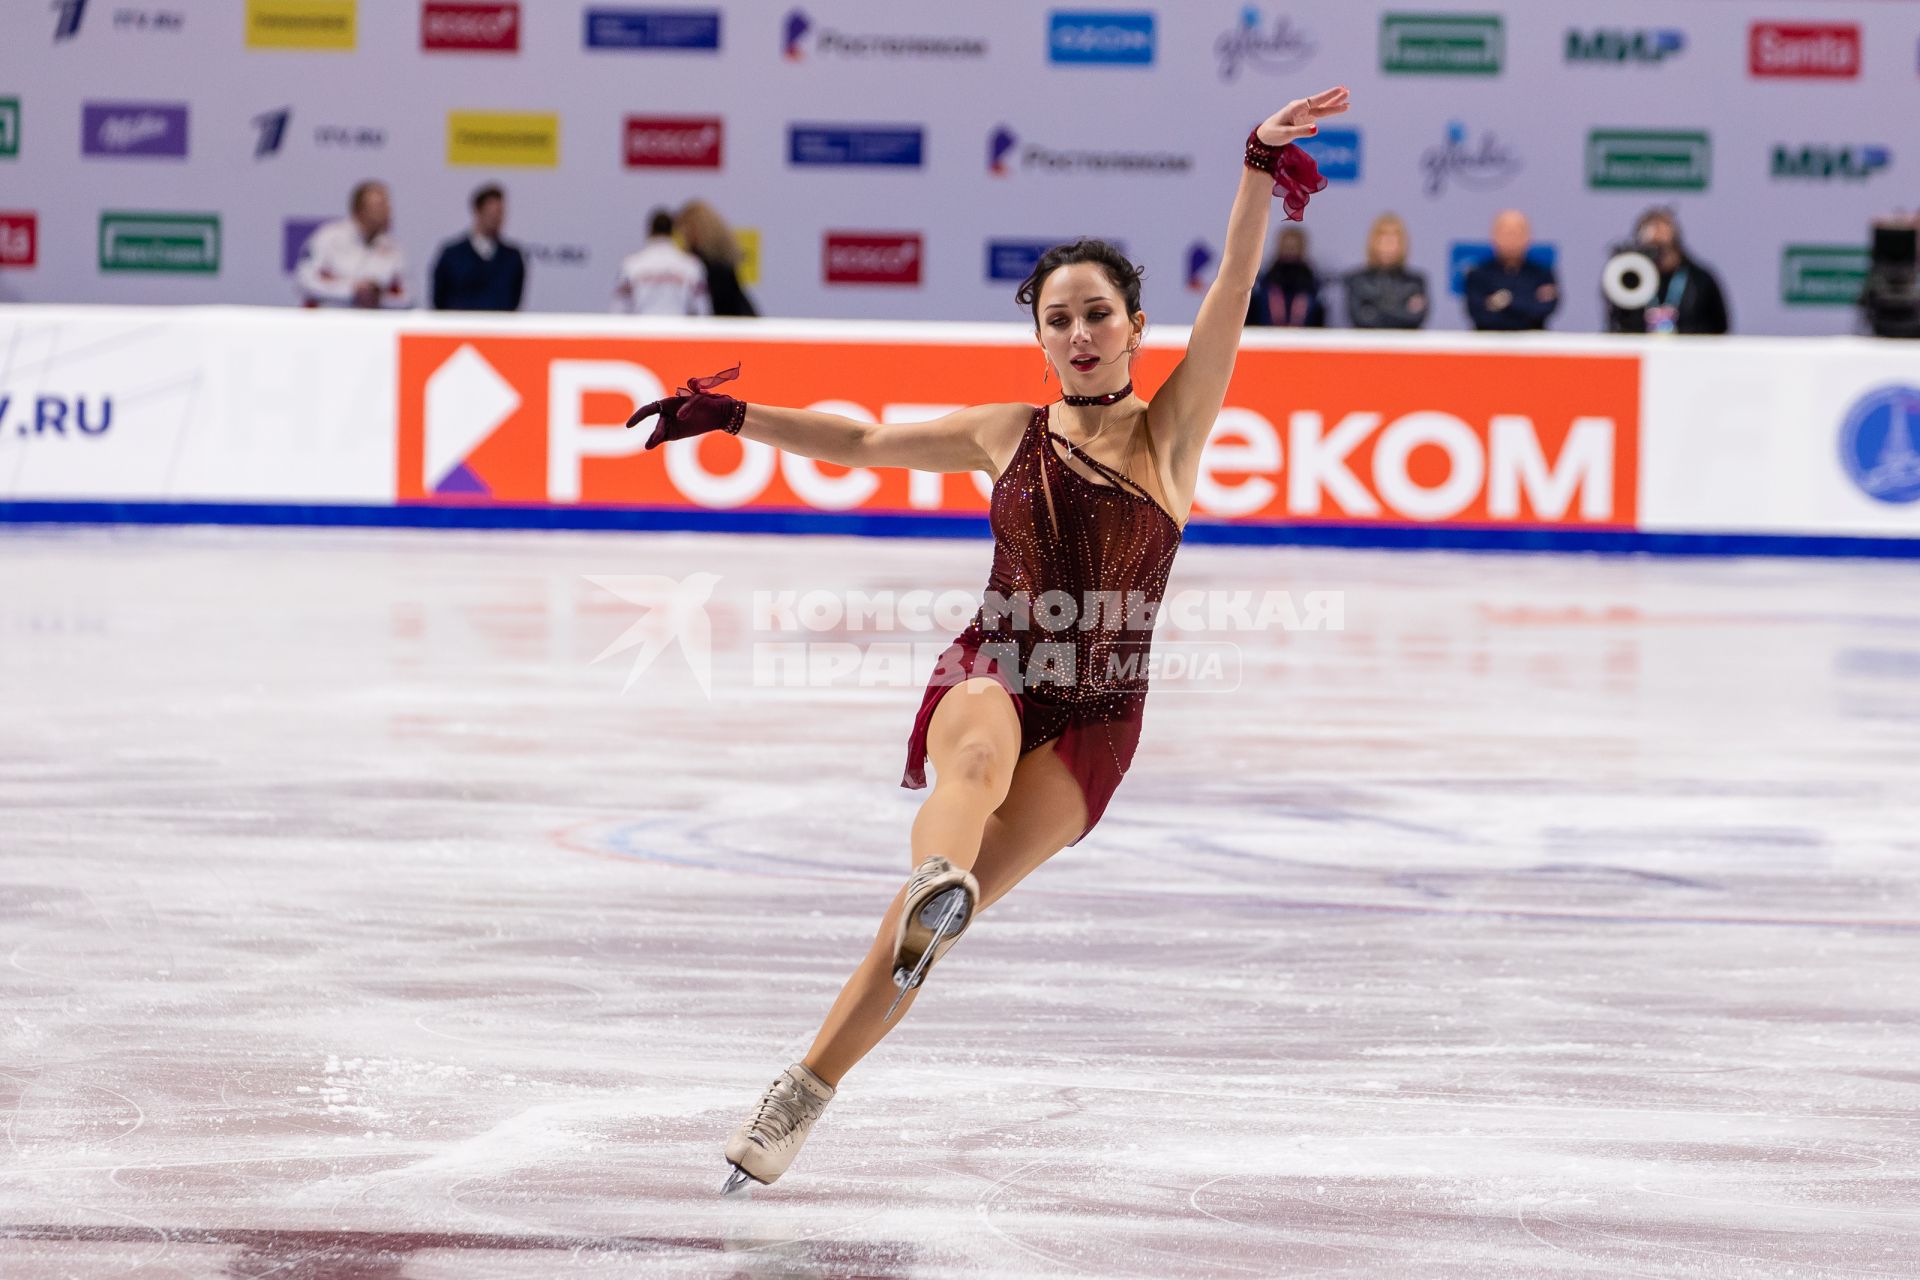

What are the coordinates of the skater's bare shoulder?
(861, 401, 1032, 478)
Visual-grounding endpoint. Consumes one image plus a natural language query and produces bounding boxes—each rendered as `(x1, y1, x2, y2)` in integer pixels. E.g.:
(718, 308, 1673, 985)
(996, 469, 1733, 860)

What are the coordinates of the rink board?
(2, 306, 1917, 555)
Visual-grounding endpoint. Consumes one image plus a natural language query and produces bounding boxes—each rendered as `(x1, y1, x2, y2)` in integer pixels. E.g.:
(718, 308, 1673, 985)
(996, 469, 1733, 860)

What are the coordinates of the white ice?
(2, 526, 1917, 1278)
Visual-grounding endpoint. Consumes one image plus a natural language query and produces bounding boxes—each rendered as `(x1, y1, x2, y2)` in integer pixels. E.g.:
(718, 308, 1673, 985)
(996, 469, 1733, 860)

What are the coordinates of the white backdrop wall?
(0, 0, 1910, 333)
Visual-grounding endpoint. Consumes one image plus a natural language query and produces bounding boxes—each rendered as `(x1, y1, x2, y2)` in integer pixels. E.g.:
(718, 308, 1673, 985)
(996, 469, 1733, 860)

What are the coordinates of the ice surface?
(1, 526, 1916, 1277)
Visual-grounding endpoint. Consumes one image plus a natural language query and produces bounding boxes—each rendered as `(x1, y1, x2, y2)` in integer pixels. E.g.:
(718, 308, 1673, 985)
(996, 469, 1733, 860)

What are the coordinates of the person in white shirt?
(613, 209, 710, 316)
(296, 180, 411, 308)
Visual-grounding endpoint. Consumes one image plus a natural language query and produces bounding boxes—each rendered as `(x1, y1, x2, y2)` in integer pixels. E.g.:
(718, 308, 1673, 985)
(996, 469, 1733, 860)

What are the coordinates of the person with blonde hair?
(677, 199, 758, 317)
(1343, 212, 1428, 328)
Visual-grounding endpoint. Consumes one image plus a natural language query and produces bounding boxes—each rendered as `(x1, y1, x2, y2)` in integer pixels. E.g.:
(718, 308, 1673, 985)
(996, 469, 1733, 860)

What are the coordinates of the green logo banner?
(1586, 129, 1711, 190)
(1381, 14, 1502, 75)
(99, 212, 222, 274)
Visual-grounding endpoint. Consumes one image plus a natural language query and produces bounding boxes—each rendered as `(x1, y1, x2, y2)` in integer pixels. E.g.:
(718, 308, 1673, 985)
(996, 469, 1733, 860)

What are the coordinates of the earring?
(1041, 361, 1050, 384)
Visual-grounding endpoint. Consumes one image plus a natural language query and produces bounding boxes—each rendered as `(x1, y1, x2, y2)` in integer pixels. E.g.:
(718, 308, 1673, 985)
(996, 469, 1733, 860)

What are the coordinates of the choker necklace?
(1060, 381, 1133, 408)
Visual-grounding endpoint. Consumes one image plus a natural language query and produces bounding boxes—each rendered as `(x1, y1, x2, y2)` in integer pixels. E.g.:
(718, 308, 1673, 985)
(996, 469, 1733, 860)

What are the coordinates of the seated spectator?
(430, 184, 526, 312)
(1464, 210, 1557, 331)
(296, 180, 410, 308)
(1344, 212, 1428, 329)
(1248, 226, 1325, 327)
(614, 208, 710, 316)
(677, 200, 758, 317)
(1606, 206, 1729, 335)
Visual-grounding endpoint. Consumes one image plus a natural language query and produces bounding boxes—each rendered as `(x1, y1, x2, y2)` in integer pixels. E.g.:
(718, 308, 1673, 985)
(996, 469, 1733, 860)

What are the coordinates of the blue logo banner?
(789, 125, 924, 167)
(1049, 11, 1155, 65)
(1448, 241, 1558, 295)
(1294, 128, 1361, 182)
(585, 8, 721, 51)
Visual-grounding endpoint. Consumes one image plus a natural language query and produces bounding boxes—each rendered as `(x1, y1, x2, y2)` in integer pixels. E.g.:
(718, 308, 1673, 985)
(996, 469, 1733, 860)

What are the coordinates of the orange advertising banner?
(398, 334, 1639, 528)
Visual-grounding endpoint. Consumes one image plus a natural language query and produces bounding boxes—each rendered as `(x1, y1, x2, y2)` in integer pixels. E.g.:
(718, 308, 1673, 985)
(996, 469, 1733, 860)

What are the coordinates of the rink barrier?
(2, 307, 1917, 558)
(7, 501, 1920, 560)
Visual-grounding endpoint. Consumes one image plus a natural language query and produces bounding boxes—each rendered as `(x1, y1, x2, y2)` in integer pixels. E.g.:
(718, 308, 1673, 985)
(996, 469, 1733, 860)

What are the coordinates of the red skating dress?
(901, 403, 1184, 844)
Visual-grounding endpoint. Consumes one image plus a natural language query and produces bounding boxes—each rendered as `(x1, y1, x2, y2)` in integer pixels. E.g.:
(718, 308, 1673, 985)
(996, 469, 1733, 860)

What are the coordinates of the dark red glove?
(625, 365, 748, 449)
(1244, 128, 1327, 222)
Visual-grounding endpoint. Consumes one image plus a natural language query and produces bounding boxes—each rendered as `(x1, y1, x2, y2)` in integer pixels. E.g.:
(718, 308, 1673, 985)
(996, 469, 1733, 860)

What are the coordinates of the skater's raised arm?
(628, 365, 1029, 475)
(1151, 87, 1347, 475)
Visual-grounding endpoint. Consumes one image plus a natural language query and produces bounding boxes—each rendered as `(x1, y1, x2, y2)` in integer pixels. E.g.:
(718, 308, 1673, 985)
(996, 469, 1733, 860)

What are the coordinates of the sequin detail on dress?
(902, 404, 1183, 844)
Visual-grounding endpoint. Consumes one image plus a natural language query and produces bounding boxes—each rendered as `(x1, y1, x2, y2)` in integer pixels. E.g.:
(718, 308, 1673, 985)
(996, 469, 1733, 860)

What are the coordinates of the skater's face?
(1035, 262, 1145, 391)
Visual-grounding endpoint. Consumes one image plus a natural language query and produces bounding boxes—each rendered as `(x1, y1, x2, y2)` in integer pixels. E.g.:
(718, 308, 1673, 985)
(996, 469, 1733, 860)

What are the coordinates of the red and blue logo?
(988, 125, 1016, 175)
(783, 7, 808, 58)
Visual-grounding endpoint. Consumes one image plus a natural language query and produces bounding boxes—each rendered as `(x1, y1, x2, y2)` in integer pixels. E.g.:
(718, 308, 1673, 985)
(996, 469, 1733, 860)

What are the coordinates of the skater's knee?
(938, 735, 1013, 796)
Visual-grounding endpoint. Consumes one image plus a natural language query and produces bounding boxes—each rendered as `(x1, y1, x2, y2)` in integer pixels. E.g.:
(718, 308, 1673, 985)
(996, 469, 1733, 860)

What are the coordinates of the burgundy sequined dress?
(902, 403, 1184, 845)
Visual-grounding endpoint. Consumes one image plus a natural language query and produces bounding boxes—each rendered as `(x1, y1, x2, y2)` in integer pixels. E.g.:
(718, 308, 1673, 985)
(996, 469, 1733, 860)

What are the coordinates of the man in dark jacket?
(1465, 209, 1558, 331)
(430, 184, 526, 311)
(1606, 207, 1730, 335)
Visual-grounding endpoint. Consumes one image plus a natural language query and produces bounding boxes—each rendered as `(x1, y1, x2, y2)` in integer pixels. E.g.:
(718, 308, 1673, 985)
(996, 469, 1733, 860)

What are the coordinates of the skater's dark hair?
(1015, 239, 1145, 328)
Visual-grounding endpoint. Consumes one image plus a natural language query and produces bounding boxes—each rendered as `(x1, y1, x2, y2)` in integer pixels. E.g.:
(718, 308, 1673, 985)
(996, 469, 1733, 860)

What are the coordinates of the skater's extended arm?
(1151, 87, 1348, 479)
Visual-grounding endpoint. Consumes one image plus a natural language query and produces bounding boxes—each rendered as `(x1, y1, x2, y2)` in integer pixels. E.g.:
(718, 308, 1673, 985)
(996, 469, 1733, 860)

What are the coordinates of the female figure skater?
(628, 87, 1349, 1194)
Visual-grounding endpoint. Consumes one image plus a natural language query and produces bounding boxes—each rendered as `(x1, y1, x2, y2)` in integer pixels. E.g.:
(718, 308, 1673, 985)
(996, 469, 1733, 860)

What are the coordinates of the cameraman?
(1606, 207, 1729, 335)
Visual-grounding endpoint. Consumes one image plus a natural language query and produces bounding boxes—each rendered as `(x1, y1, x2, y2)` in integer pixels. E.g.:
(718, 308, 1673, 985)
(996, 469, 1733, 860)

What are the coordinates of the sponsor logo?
(986, 124, 1191, 176)
(253, 107, 290, 158)
(1216, 7, 1315, 80)
(1294, 127, 1361, 182)
(624, 116, 722, 168)
(781, 7, 985, 60)
(525, 243, 590, 267)
(1838, 386, 1920, 505)
(584, 7, 720, 51)
(397, 339, 1637, 529)
(81, 102, 188, 159)
(1381, 12, 1502, 75)
(52, 0, 87, 41)
(1048, 11, 1156, 66)
(1419, 121, 1519, 196)
(986, 239, 1056, 282)
(0, 99, 18, 158)
(1780, 244, 1869, 306)
(824, 233, 921, 285)
(282, 216, 327, 273)
(1750, 23, 1858, 78)
(111, 9, 185, 32)
(1771, 144, 1891, 182)
(0, 213, 37, 267)
(446, 111, 559, 166)
(423, 2, 519, 52)
(98, 210, 220, 273)
(246, 0, 356, 50)
(1565, 28, 1683, 64)
(1187, 240, 1215, 291)
(1448, 242, 1558, 296)
(1585, 129, 1711, 191)
(789, 125, 923, 168)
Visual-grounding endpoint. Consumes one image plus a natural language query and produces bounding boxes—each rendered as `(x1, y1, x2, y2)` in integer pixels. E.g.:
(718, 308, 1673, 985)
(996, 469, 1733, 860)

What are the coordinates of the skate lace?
(749, 1078, 819, 1148)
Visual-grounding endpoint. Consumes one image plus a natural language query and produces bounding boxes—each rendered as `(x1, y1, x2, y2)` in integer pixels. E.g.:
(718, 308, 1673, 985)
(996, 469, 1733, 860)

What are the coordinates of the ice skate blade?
(720, 1163, 761, 1196)
(883, 889, 968, 1022)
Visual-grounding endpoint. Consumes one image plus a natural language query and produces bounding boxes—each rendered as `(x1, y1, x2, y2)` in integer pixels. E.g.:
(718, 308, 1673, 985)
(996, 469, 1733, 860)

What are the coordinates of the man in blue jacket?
(430, 184, 526, 311)
(1464, 209, 1557, 331)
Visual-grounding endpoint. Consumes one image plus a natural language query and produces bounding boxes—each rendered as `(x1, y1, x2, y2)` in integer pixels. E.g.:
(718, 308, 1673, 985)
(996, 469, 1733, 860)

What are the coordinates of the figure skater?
(626, 88, 1350, 1194)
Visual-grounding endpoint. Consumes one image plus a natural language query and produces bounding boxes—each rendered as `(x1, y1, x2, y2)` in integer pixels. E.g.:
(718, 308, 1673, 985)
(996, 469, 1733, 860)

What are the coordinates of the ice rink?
(3, 525, 1916, 1278)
